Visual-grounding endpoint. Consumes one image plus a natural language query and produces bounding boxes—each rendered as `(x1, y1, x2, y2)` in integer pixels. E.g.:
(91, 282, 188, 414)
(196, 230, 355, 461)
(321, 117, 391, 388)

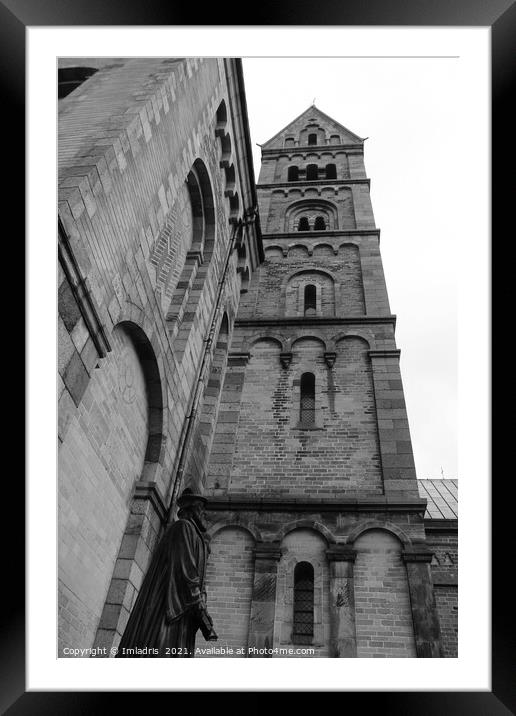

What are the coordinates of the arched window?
(314, 216, 326, 231)
(288, 166, 299, 182)
(306, 164, 318, 181)
(285, 137, 295, 147)
(298, 217, 310, 232)
(325, 163, 337, 179)
(329, 134, 340, 145)
(308, 133, 317, 145)
(58, 67, 98, 99)
(300, 373, 316, 426)
(304, 285, 317, 316)
(293, 562, 314, 644)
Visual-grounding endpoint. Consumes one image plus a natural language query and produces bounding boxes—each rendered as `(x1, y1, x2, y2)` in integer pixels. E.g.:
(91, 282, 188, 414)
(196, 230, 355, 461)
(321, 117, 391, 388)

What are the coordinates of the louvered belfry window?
(293, 561, 314, 644)
(300, 372, 316, 426)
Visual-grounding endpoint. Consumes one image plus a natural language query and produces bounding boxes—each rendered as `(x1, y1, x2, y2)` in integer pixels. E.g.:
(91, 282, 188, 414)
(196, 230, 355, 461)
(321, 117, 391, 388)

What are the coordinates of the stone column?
(326, 545, 357, 658)
(402, 546, 443, 658)
(369, 349, 422, 501)
(247, 542, 282, 657)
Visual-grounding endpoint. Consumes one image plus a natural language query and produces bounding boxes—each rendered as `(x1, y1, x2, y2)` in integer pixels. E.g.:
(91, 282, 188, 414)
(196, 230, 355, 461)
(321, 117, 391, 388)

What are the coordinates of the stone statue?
(117, 489, 217, 657)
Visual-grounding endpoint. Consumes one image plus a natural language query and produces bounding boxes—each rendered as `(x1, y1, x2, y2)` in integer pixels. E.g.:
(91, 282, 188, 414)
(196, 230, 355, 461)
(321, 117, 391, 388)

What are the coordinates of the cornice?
(205, 496, 427, 514)
(261, 145, 363, 156)
(235, 316, 397, 328)
(423, 519, 458, 532)
(257, 178, 370, 190)
(262, 229, 380, 241)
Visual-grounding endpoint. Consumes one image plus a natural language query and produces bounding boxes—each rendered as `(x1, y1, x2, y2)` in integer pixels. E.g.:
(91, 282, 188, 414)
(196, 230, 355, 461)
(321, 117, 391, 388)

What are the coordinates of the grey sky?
(242, 57, 459, 479)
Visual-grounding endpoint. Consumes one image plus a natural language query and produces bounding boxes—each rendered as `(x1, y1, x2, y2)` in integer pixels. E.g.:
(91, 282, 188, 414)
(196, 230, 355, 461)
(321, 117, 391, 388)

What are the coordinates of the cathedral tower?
(202, 105, 443, 658)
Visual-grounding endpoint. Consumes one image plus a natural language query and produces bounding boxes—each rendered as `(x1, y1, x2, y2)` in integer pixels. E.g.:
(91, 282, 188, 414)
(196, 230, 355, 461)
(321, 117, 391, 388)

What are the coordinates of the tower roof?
(261, 104, 364, 150)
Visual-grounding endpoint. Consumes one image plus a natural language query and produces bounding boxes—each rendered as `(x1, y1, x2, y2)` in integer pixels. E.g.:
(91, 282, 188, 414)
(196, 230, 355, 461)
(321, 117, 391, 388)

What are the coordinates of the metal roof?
(417, 479, 458, 520)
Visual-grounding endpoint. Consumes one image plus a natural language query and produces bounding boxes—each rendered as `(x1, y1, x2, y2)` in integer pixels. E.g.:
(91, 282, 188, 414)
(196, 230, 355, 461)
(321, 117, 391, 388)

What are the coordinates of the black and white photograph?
(57, 54, 462, 663)
(21, 19, 499, 704)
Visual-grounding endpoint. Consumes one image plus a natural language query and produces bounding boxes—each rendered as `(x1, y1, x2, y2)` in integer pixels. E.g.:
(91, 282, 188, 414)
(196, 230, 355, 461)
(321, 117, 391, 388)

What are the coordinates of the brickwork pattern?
(225, 335, 382, 497)
(353, 530, 417, 657)
(274, 529, 330, 657)
(434, 586, 458, 657)
(58, 325, 150, 653)
(58, 58, 260, 652)
(239, 242, 365, 319)
(199, 527, 255, 656)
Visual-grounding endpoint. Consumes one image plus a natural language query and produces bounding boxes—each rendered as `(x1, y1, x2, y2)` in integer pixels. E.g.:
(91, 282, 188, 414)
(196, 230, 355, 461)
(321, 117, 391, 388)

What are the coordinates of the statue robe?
(117, 517, 209, 657)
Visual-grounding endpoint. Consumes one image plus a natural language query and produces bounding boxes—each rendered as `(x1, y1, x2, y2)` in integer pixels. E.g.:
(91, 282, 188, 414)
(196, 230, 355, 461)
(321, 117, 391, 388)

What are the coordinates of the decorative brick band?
(260, 145, 363, 156)
(262, 229, 380, 240)
(257, 178, 371, 189)
(424, 519, 458, 532)
(205, 496, 428, 514)
(369, 349, 401, 359)
(236, 316, 397, 328)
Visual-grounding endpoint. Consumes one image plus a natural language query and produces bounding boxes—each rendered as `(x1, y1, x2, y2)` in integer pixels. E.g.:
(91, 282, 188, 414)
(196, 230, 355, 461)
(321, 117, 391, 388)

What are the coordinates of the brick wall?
(426, 530, 458, 657)
(198, 527, 255, 656)
(58, 58, 260, 652)
(224, 335, 382, 497)
(434, 586, 458, 657)
(58, 325, 149, 652)
(274, 528, 331, 657)
(354, 529, 416, 657)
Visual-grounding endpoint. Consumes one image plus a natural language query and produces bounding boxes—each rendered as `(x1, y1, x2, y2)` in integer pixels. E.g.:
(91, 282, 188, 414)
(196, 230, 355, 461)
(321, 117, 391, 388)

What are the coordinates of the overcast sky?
(242, 57, 460, 480)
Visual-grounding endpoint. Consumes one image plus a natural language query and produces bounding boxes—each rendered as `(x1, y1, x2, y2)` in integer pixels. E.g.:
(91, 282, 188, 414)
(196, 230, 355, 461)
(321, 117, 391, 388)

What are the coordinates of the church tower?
(202, 105, 442, 658)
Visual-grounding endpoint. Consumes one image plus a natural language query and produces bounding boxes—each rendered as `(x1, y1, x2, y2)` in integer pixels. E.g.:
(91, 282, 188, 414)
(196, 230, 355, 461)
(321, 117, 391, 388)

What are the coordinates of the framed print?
(10, 0, 512, 712)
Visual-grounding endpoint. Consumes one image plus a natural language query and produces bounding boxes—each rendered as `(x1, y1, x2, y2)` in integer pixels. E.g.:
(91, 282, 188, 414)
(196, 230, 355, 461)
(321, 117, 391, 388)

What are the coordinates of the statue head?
(177, 488, 208, 532)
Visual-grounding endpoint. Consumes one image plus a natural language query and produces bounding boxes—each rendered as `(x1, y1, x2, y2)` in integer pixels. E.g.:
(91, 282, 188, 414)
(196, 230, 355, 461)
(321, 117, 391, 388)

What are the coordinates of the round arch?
(345, 521, 413, 547)
(276, 519, 336, 545)
(113, 319, 166, 476)
(207, 520, 261, 543)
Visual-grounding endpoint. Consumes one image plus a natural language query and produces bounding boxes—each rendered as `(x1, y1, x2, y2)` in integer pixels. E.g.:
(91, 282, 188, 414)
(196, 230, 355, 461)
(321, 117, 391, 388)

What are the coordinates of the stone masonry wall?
(427, 530, 458, 657)
(58, 58, 257, 652)
(353, 529, 417, 657)
(434, 586, 458, 658)
(239, 241, 366, 319)
(219, 335, 383, 498)
(198, 527, 255, 656)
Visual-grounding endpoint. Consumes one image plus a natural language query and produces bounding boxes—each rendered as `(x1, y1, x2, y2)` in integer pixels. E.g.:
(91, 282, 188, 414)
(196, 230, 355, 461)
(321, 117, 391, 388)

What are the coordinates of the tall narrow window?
(293, 562, 314, 644)
(308, 133, 317, 145)
(304, 285, 317, 316)
(314, 216, 326, 231)
(298, 217, 310, 231)
(300, 373, 316, 426)
(306, 164, 318, 181)
(325, 163, 337, 179)
(288, 166, 299, 182)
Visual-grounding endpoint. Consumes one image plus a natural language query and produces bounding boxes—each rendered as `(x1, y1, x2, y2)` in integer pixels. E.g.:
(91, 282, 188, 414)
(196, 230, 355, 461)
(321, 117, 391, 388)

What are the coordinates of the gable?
(261, 105, 363, 150)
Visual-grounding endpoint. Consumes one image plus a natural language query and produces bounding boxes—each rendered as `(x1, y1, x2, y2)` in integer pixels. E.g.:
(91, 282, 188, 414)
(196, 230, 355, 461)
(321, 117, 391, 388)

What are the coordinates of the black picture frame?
(10, 0, 511, 712)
